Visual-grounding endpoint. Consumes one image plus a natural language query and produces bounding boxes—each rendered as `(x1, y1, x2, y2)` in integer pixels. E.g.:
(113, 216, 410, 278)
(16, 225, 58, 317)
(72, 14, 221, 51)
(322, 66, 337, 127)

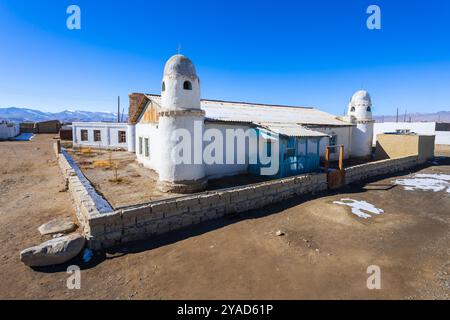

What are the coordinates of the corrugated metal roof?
(144, 94, 351, 127)
(258, 123, 330, 138)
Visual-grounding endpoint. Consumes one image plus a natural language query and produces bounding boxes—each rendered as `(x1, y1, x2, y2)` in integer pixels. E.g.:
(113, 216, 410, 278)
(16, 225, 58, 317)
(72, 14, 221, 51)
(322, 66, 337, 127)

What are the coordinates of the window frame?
(118, 130, 126, 143)
(139, 137, 143, 155)
(80, 129, 88, 142)
(329, 135, 338, 154)
(93, 130, 101, 142)
(144, 138, 149, 157)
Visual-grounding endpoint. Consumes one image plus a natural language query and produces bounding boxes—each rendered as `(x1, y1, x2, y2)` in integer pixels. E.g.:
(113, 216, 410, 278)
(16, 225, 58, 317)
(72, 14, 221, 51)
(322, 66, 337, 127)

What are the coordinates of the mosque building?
(73, 54, 374, 193)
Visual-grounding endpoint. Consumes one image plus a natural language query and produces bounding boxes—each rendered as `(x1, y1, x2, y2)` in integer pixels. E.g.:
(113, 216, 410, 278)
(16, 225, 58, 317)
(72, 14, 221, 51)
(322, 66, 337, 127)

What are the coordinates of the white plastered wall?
(72, 122, 128, 150)
(203, 122, 252, 179)
(0, 122, 20, 139)
(313, 126, 352, 160)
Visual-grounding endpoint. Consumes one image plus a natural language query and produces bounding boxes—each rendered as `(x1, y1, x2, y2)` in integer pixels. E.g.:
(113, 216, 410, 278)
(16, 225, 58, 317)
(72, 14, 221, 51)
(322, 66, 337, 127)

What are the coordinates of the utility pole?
(396, 107, 399, 123)
(117, 96, 120, 123)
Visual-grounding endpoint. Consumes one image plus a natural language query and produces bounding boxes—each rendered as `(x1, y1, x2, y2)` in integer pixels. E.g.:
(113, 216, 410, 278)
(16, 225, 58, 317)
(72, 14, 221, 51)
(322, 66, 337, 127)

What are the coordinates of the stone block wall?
(345, 156, 418, 184)
(55, 145, 111, 241)
(55, 142, 419, 250)
(87, 173, 328, 249)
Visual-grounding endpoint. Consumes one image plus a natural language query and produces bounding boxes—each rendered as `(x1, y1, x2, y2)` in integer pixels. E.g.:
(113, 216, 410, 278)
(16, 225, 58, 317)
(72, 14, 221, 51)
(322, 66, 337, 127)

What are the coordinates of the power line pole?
(396, 107, 399, 123)
(117, 96, 120, 123)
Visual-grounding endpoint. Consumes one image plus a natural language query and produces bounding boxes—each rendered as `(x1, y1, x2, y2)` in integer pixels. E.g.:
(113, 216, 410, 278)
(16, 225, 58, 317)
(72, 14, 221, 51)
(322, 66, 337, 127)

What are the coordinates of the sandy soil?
(0, 136, 449, 299)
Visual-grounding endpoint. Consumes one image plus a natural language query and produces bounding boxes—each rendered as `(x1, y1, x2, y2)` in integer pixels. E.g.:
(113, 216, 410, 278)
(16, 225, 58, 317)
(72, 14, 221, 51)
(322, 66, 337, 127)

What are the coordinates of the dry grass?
(93, 160, 111, 168)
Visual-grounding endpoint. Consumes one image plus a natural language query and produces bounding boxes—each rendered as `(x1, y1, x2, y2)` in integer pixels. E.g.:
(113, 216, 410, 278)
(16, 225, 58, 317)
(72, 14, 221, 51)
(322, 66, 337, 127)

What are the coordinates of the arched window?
(183, 81, 192, 90)
(367, 106, 371, 112)
(162, 81, 165, 92)
(351, 107, 355, 112)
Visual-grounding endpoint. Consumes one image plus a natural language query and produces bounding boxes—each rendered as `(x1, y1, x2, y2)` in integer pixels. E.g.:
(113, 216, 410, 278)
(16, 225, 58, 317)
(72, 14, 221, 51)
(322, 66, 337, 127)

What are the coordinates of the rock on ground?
(20, 233, 85, 267)
(38, 218, 77, 236)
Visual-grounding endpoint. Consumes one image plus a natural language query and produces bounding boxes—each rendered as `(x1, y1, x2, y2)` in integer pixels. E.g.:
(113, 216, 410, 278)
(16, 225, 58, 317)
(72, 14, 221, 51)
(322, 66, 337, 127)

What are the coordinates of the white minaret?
(347, 90, 374, 158)
(156, 54, 207, 193)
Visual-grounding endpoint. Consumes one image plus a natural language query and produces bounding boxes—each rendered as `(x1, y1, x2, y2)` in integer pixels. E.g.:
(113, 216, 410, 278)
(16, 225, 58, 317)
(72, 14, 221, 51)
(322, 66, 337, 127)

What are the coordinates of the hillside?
(0, 107, 128, 123)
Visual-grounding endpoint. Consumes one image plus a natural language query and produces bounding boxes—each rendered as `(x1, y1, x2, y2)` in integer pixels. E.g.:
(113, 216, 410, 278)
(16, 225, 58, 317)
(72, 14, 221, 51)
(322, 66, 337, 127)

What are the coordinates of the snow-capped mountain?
(0, 107, 128, 123)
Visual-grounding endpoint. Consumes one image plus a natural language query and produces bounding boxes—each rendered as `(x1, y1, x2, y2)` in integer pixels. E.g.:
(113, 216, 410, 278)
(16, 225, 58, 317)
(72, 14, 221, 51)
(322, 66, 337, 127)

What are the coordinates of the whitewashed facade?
(72, 122, 129, 150)
(0, 121, 20, 140)
(72, 55, 379, 192)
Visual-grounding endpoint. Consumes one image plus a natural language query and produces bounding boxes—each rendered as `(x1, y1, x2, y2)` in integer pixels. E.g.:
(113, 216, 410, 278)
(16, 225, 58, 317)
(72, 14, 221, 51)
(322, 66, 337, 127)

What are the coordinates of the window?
(329, 135, 338, 154)
(94, 130, 101, 142)
(144, 138, 149, 157)
(162, 81, 165, 92)
(81, 129, 88, 141)
(266, 140, 272, 157)
(350, 107, 355, 112)
(118, 130, 126, 143)
(183, 81, 192, 90)
(367, 106, 371, 112)
(139, 137, 143, 155)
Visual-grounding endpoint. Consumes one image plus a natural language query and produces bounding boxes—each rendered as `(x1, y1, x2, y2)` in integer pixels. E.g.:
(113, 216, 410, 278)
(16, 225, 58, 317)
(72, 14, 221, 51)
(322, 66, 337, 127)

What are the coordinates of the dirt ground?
(0, 136, 449, 299)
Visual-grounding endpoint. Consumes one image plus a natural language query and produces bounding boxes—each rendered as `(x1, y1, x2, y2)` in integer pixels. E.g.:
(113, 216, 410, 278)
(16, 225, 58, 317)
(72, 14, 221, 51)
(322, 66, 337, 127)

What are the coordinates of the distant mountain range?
(0, 106, 448, 124)
(0, 107, 128, 123)
(373, 111, 450, 123)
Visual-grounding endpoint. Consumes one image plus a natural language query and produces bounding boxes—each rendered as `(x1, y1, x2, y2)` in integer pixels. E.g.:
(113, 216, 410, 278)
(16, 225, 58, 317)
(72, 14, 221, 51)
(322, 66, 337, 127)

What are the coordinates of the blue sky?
(0, 0, 449, 116)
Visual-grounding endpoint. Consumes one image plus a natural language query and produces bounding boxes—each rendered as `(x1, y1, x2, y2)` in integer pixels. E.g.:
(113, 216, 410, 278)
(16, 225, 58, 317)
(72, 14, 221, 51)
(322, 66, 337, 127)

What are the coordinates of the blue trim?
(249, 128, 323, 178)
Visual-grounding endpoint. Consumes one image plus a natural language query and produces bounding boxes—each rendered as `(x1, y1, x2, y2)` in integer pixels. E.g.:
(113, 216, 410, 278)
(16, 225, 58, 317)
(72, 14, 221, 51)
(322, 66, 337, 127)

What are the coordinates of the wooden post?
(339, 145, 344, 171)
(324, 147, 330, 171)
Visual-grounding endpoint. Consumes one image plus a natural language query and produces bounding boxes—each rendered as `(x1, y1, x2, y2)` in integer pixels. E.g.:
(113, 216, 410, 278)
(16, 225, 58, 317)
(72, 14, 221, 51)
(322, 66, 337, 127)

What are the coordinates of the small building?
(0, 121, 20, 140)
(435, 123, 450, 145)
(375, 133, 435, 164)
(20, 120, 62, 134)
(59, 125, 73, 141)
(72, 122, 130, 150)
(35, 120, 61, 133)
(20, 122, 36, 133)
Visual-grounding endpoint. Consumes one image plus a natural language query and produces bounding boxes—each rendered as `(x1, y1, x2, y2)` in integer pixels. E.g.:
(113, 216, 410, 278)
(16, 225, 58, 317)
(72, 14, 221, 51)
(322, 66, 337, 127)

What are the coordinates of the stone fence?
(54, 143, 419, 250)
(88, 172, 328, 249)
(345, 156, 418, 184)
(55, 147, 113, 242)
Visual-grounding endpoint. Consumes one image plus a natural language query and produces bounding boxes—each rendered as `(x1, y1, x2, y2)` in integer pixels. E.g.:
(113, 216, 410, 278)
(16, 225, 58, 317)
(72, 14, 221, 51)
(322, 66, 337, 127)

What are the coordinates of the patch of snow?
(394, 173, 450, 193)
(333, 198, 385, 219)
